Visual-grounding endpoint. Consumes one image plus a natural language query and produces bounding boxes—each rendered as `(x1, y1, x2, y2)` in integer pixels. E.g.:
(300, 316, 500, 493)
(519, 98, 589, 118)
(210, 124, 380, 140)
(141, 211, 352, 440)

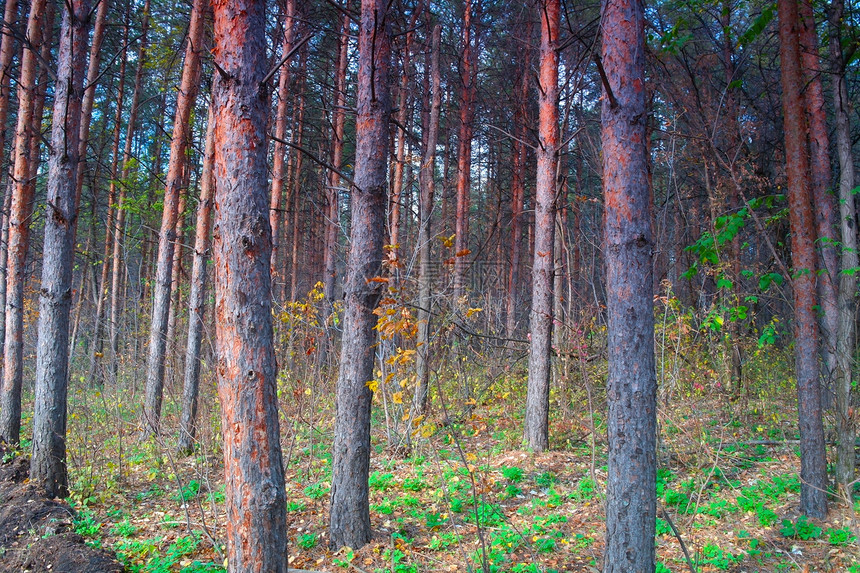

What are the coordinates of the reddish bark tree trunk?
(799, 0, 839, 397)
(524, 0, 559, 452)
(143, 0, 206, 435)
(778, 0, 828, 518)
(269, 0, 295, 300)
(0, 0, 49, 444)
(0, 0, 17, 171)
(329, 0, 391, 550)
(30, 0, 90, 498)
(211, 0, 288, 569)
(601, 0, 658, 565)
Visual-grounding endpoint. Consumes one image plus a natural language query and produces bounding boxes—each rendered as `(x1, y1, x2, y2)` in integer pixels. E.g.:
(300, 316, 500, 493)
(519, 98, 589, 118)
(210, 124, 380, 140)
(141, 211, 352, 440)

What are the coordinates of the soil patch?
(0, 445, 124, 572)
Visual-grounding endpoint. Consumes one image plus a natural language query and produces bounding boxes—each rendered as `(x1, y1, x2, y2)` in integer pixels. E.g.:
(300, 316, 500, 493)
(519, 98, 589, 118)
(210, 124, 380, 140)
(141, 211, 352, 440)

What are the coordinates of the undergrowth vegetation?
(13, 290, 859, 572)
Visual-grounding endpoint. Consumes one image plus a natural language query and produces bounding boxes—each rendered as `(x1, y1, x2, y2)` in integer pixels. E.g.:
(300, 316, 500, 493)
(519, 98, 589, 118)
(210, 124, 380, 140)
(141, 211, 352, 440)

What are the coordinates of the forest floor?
(10, 362, 860, 573)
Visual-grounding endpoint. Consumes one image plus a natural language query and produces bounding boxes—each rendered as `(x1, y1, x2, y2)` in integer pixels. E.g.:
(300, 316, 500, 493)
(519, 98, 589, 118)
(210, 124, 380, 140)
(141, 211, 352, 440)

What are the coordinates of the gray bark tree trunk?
(524, 0, 560, 453)
(143, 0, 206, 435)
(329, 0, 391, 550)
(828, 0, 857, 497)
(414, 23, 441, 415)
(178, 102, 215, 455)
(30, 0, 90, 498)
(601, 0, 658, 565)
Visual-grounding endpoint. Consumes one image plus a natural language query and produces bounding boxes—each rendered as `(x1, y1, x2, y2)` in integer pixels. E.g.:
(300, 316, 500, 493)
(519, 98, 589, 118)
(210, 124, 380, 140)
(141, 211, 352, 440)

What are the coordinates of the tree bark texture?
(179, 103, 215, 455)
(30, 0, 90, 498)
(143, 0, 206, 435)
(0, 0, 17, 176)
(601, 0, 658, 567)
(778, 0, 828, 519)
(269, 0, 295, 299)
(828, 0, 856, 497)
(389, 3, 421, 277)
(798, 0, 838, 393)
(414, 24, 441, 415)
(0, 0, 48, 445)
(88, 38, 127, 386)
(506, 20, 531, 340)
(329, 0, 391, 550)
(323, 12, 349, 319)
(288, 54, 307, 303)
(453, 0, 477, 302)
(524, 0, 559, 453)
(211, 0, 288, 569)
(73, 0, 110, 221)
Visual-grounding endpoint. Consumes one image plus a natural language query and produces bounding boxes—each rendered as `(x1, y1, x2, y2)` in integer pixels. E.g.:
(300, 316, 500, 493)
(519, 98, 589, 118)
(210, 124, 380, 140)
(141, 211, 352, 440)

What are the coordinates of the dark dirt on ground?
(0, 444, 124, 573)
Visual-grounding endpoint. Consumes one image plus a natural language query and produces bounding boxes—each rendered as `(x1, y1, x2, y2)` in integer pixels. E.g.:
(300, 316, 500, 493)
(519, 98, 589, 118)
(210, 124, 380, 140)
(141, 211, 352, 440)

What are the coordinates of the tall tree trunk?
(321, 12, 350, 362)
(720, 3, 743, 396)
(0, 0, 17, 173)
(88, 42, 128, 386)
(30, 0, 90, 498)
(329, 0, 391, 550)
(453, 0, 478, 303)
(778, 0, 828, 518)
(109, 0, 151, 384)
(211, 0, 288, 568)
(66, 0, 109, 376)
(828, 0, 857, 498)
(524, 0, 559, 453)
(269, 0, 295, 301)
(74, 0, 110, 217)
(0, 0, 19, 362)
(179, 103, 215, 455)
(165, 184, 188, 376)
(601, 0, 657, 565)
(0, 0, 49, 445)
(799, 0, 839, 402)
(288, 54, 307, 303)
(143, 0, 206, 436)
(506, 27, 531, 340)
(389, 3, 421, 280)
(414, 24, 441, 415)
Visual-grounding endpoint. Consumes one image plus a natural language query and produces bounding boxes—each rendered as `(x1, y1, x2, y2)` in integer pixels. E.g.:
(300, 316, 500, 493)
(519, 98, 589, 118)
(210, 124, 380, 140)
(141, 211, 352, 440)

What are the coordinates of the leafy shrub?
(297, 533, 317, 549)
(780, 516, 822, 540)
(501, 466, 524, 483)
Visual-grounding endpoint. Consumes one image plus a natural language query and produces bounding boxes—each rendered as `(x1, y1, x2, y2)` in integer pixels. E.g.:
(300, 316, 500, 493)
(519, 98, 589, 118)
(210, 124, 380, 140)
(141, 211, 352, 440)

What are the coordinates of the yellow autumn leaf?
(465, 307, 483, 318)
(392, 392, 403, 404)
(366, 379, 379, 393)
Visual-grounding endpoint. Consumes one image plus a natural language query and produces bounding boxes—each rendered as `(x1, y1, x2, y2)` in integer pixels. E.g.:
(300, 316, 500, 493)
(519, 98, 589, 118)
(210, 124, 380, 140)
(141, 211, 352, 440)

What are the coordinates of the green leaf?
(738, 4, 775, 48)
(758, 272, 784, 291)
